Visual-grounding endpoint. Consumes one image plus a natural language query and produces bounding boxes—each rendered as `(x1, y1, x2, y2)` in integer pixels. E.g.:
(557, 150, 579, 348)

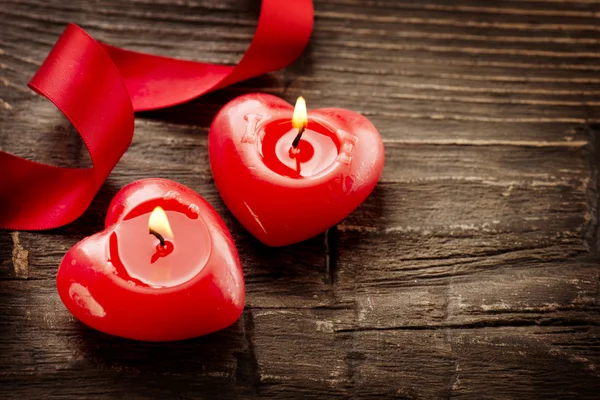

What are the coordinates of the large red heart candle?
(209, 94, 384, 246)
(57, 178, 245, 341)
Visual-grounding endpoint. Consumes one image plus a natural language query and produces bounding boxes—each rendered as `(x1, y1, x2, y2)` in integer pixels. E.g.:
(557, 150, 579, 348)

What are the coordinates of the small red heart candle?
(57, 178, 245, 341)
(209, 94, 384, 246)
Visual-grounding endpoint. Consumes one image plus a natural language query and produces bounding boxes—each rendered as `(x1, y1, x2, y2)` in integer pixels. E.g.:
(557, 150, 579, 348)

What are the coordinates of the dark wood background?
(1, 0, 600, 398)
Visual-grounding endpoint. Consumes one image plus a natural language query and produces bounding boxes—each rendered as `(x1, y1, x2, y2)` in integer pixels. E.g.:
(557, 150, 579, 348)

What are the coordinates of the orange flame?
(148, 206, 174, 239)
(292, 96, 307, 130)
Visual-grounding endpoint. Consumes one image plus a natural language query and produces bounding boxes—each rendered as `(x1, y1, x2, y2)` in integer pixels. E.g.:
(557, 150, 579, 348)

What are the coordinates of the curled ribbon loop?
(0, 0, 313, 230)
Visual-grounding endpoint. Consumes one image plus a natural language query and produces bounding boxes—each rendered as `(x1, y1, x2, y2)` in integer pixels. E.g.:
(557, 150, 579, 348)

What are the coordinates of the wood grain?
(1, 0, 600, 398)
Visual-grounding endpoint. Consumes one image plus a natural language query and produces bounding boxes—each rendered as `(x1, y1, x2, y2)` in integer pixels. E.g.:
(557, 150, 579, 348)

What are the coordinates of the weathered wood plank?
(1, 0, 600, 398)
(349, 327, 600, 399)
(335, 255, 600, 329)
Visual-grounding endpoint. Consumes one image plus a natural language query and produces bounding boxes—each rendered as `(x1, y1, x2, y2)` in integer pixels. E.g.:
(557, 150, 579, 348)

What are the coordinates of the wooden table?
(1, 0, 600, 398)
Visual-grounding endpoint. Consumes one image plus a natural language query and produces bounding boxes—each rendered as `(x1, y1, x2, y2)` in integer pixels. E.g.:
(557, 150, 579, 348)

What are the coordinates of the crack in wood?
(444, 266, 460, 399)
(324, 226, 337, 285)
(234, 310, 261, 397)
(381, 138, 589, 147)
(446, 334, 460, 400)
(336, 319, 600, 333)
(316, 9, 600, 33)
(324, 0, 600, 19)
(584, 124, 600, 254)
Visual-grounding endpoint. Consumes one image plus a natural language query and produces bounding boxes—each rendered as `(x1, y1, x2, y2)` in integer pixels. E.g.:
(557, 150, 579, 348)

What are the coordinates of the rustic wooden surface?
(1, 0, 600, 398)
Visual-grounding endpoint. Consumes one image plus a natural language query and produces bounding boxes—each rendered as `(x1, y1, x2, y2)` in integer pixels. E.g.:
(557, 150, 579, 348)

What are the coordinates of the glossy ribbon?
(0, 0, 313, 230)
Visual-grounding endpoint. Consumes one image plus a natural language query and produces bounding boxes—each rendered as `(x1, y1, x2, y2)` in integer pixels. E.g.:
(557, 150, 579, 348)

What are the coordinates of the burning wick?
(149, 228, 166, 247)
(290, 96, 308, 155)
(148, 206, 174, 248)
(291, 125, 305, 151)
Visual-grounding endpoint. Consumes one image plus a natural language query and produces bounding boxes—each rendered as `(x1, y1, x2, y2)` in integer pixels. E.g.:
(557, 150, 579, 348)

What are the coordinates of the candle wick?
(291, 125, 306, 149)
(149, 228, 166, 247)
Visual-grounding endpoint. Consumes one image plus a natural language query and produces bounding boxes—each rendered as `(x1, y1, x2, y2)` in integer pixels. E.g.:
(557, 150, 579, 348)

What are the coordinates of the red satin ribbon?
(1, 0, 313, 230)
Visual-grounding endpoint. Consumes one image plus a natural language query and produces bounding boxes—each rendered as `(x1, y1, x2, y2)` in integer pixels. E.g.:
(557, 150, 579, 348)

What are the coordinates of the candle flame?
(148, 206, 174, 239)
(292, 96, 308, 130)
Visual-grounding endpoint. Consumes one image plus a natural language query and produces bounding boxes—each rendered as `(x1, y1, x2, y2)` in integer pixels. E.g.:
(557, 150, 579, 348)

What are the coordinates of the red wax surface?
(57, 179, 245, 341)
(262, 120, 339, 178)
(111, 207, 210, 288)
(209, 93, 385, 246)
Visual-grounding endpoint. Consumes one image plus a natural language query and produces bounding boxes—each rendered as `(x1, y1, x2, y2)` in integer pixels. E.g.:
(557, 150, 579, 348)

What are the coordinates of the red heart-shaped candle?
(57, 178, 245, 341)
(209, 94, 384, 246)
